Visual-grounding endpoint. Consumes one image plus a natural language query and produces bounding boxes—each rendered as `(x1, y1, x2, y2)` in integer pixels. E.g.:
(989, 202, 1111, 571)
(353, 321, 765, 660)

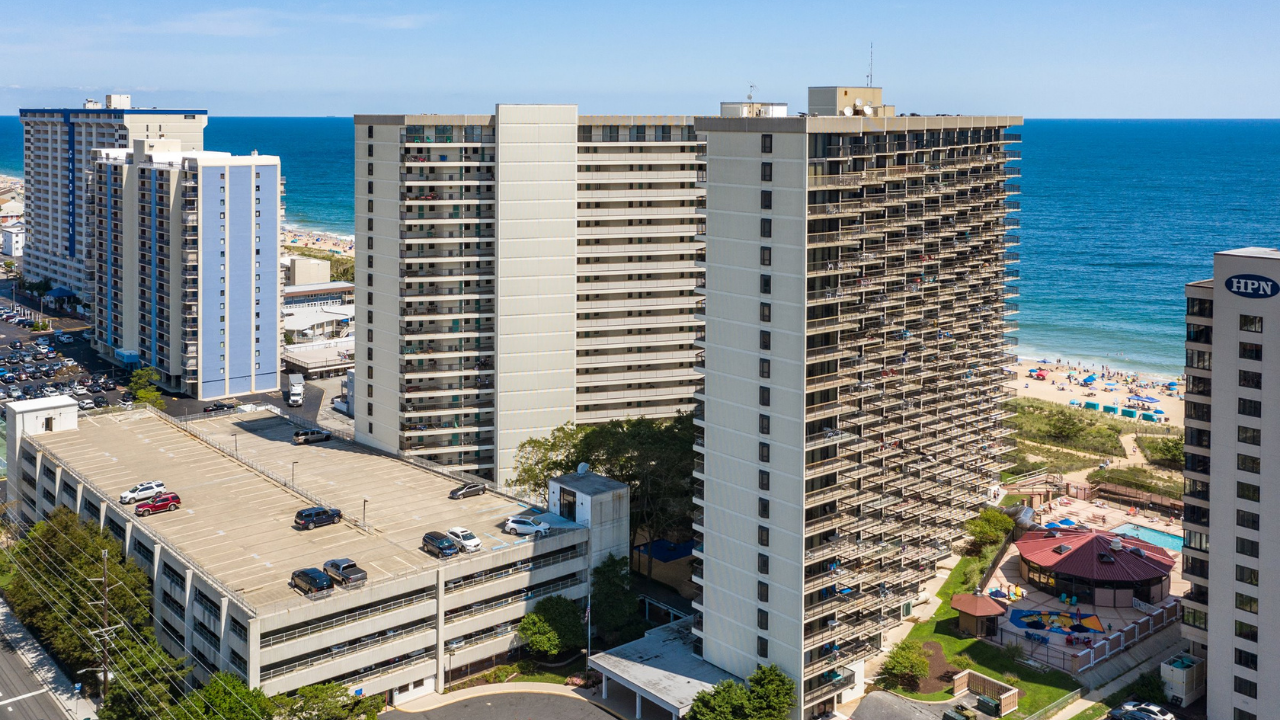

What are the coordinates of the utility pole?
(100, 549, 110, 700)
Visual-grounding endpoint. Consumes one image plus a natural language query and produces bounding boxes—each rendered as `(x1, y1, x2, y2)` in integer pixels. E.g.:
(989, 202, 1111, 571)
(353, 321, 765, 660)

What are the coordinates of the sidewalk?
(0, 597, 98, 719)
(1045, 631, 1186, 720)
(392, 681, 632, 718)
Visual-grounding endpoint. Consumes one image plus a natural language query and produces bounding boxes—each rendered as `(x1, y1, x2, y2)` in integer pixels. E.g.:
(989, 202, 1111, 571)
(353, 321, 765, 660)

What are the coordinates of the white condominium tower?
(1181, 248, 1280, 720)
(20, 95, 207, 300)
(691, 87, 1021, 718)
(90, 138, 283, 400)
(354, 107, 705, 482)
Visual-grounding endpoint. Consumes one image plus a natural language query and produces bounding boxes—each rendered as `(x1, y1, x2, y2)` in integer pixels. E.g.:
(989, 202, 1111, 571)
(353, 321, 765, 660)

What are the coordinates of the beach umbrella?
(1142, 396, 1160, 404)
(1153, 409, 1165, 415)
(1045, 522, 1060, 529)
(1082, 375, 1096, 383)
(1025, 620, 1047, 630)
(1058, 518, 1075, 526)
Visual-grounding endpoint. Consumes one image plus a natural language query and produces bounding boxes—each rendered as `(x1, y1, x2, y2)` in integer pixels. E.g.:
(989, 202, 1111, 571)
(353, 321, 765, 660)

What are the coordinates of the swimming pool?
(1111, 523, 1183, 552)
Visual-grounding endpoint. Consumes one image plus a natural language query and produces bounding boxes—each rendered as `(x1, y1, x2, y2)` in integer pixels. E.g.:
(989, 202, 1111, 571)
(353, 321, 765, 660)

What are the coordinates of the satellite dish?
(842, 106, 854, 117)
(577, 462, 590, 476)
(862, 106, 874, 116)
(854, 98, 864, 107)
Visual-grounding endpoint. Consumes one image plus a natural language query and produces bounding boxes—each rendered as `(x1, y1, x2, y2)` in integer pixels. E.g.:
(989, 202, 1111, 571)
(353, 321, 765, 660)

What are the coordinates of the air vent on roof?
(1053, 544, 1072, 555)
(1099, 553, 1116, 563)
(1128, 547, 1146, 558)
(1045, 530, 1058, 538)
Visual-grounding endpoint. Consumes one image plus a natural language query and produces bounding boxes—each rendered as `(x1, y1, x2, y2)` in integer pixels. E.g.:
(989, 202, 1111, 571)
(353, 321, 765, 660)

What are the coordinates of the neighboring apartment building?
(2, 222, 24, 257)
(353, 107, 705, 482)
(691, 87, 1021, 717)
(1181, 248, 1278, 720)
(5, 397, 627, 704)
(20, 95, 206, 299)
(89, 138, 282, 400)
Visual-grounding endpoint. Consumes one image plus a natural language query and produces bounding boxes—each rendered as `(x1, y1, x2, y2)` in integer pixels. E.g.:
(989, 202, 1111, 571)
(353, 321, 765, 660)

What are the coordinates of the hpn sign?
(1226, 274, 1280, 299)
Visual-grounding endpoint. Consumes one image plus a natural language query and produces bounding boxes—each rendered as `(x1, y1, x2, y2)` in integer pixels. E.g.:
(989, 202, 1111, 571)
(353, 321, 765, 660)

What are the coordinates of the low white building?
(2, 222, 24, 257)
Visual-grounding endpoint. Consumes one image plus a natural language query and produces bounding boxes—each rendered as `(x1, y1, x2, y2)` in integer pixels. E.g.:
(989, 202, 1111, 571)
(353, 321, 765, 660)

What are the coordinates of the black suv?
(294, 506, 343, 530)
(290, 568, 333, 595)
(422, 531, 459, 558)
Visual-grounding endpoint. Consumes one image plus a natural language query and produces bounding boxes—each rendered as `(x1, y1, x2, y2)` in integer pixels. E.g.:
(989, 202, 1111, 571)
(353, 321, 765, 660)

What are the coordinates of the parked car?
(421, 531, 459, 558)
(89, 383, 103, 394)
(448, 483, 486, 500)
(446, 527, 483, 552)
(72, 386, 88, 397)
(203, 401, 235, 413)
(63, 358, 77, 367)
(77, 399, 94, 410)
(290, 568, 333, 595)
(292, 428, 332, 445)
(100, 378, 117, 390)
(55, 334, 73, 344)
(1108, 704, 1175, 720)
(503, 516, 551, 537)
(322, 558, 368, 585)
(120, 480, 166, 504)
(294, 506, 342, 530)
(93, 396, 109, 408)
(134, 492, 181, 516)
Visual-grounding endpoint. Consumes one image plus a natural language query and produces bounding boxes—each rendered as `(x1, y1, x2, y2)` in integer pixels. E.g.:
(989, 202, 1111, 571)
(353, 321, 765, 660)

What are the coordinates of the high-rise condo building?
(89, 138, 283, 400)
(354, 107, 705, 482)
(691, 87, 1021, 717)
(1181, 248, 1278, 720)
(20, 95, 207, 300)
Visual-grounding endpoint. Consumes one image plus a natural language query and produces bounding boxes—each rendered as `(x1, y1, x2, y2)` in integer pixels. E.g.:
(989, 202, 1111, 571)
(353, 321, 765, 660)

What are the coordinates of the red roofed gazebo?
(951, 593, 1007, 637)
(1015, 528, 1175, 607)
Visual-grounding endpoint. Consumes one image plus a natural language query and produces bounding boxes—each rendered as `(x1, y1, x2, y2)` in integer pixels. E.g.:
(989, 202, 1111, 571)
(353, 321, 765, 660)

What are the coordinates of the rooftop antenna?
(867, 43, 874, 86)
(747, 84, 757, 102)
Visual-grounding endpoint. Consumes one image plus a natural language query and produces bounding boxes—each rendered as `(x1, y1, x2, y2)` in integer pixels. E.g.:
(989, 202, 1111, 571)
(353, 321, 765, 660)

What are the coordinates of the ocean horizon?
(3, 116, 1279, 377)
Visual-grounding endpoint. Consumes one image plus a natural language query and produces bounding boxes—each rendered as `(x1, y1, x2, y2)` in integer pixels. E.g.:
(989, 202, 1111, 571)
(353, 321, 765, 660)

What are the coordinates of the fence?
(1024, 689, 1083, 720)
(953, 669, 1019, 717)
(994, 598, 1181, 674)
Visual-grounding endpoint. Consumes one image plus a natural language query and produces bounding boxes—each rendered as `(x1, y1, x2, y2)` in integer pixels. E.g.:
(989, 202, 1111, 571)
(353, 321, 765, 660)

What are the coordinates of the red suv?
(134, 493, 181, 517)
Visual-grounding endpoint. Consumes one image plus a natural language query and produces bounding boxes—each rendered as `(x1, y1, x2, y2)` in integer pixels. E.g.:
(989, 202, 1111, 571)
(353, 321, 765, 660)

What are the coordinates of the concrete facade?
(89, 139, 282, 400)
(1180, 249, 1280, 720)
(353, 107, 705, 484)
(20, 96, 206, 300)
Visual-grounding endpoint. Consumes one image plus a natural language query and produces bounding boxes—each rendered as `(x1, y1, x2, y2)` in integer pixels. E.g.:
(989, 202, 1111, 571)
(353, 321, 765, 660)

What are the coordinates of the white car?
(504, 516, 551, 537)
(72, 386, 88, 396)
(120, 481, 166, 504)
(77, 399, 94, 410)
(63, 358, 78, 367)
(1109, 703, 1174, 720)
(56, 335, 73, 344)
(446, 527, 483, 553)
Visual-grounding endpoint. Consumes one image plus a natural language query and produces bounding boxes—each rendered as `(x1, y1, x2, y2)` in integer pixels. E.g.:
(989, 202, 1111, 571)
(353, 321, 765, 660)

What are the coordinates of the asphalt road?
(0, 635, 73, 720)
(404, 692, 616, 720)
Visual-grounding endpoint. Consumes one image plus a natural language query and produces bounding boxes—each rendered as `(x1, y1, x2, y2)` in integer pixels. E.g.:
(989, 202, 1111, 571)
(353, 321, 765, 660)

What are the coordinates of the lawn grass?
(1000, 494, 1029, 508)
(893, 558, 1082, 718)
(516, 656, 586, 684)
(1005, 398, 1135, 457)
(1065, 703, 1108, 720)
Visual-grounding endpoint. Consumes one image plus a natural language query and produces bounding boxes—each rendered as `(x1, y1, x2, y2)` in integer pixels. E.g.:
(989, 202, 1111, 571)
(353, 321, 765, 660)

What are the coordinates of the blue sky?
(3, 0, 1276, 117)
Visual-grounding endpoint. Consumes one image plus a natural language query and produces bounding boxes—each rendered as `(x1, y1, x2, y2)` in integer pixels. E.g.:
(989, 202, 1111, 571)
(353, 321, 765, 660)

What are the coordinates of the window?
(760, 218, 772, 237)
(1184, 504, 1210, 527)
(759, 386, 771, 406)
(1237, 537, 1260, 558)
(1239, 369, 1262, 389)
(1240, 314, 1263, 332)
(1236, 592, 1259, 613)
(629, 125, 645, 142)
(367, 143, 373, 158)
(761, 162, 772, 181)
(367, 125, 373, 139)
(757, 636, 769, 658)
(760, 190, 772, 209)
(758, 581, 769, 602)
(1185, 452, 1210, 474)
(1185, 426, 1211, 448)
(761, 134, 772, 153)
(759, 358, 771, 378)
(1235, 676, 1258, 699)
(758, 525, 770, 547)
(759, 414, 771, 435)
(1236, 647, 1260, 670)
(1235, 709, 1258, 720)
(760, 303, 771, 322)
(1187, 296, 1213, 318)
(1236, 620, 1259, 642)
(1187, 376, 1212, 398)
(132, 539, 154, 564)
(758, 470, 770, 491)
(758, 498, 770, 518)
(1238, 509, 1260, 531)
(760, 274, 771, 294)
(1237, 564, 1259, 586)
(194, 588, 220, 617)
(1186, 323, 1212, 344)
(1185, 530, 1209, 551)
(578, 125, 592, 142)
(162, 563, 186, 590)
(760, 246, 772, 266)
(1186, 349, 1212, 370)
(757, 553, 769, 574)
(1237, 454, 1260, 474)
(161, 592, 185, 620)
(757, 609, 769, 630)
(1240, 397, 1264, 417)
(1238, 426, 1261, 445)
(758, 442, 770, 462)
(229, 616, 248, 642)
(1240, 342, 1263, 361)
(1238, 481, 1261, 502)
(367, 162, 373, 176)
(1182, 606, 1207, 630)
(760, 331, 771, 350)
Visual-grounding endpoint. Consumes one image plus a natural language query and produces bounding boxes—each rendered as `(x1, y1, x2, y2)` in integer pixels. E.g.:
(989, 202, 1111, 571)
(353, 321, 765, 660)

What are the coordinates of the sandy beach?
(1006, 357, 1185, 427)
(0, 173, 22, 198)
(281, 224, 354, 258)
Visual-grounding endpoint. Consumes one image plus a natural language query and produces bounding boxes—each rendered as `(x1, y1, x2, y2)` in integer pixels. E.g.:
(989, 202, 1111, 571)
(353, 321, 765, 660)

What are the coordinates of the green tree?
(966, 507, 1014, 549)
(175, 672, 272, 720)
(512, 422, 591, 500)
(128, 366, 167, 410)
(590, 553, 644, 643)
(517, 610, 562, 656)
(1044, 408, 1086, 442)
(685, 665, 796, 720)
(517, 595, 585, 657)
(881, 639, 930, 690)
(271, 682, 384, 720)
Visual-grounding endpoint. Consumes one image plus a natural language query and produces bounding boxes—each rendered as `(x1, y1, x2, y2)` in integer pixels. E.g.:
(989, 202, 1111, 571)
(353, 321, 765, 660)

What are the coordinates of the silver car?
(120, 480, 166, 504)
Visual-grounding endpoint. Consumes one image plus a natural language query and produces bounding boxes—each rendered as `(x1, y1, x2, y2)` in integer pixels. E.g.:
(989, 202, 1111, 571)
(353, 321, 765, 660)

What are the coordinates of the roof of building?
(9, 395, 78, 412)
(1218, 247, 1280, 259)
(1015, 528, 1175, 583)
(283, 281, 355, 294)
(282, 304, 354, 331)
(20, 108, 208, 116)
(588, 616, 740, 715)
(33, 409, 572, 612)
(551, 468, 628, 496)
(950, 593, 1007, 617)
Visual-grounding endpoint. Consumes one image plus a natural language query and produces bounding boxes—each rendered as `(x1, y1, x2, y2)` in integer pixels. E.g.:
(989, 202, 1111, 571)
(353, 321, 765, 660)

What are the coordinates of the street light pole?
(363, 497, 368, 528)
(232, 433, 238, 454)
(291, 461, 298, 488)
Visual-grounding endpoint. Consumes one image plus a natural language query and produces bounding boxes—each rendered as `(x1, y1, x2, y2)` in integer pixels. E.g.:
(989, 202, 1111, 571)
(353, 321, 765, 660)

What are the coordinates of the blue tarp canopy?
(1081, 375, 1096, 383)
(45, 287, 76, 299)
(1141, 396, 1160, 403)
(1127, 395, 1146, 402)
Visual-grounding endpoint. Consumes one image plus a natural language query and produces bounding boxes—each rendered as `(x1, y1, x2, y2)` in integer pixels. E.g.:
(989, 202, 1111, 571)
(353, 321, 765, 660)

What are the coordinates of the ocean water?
(3, 116, 1280, 375)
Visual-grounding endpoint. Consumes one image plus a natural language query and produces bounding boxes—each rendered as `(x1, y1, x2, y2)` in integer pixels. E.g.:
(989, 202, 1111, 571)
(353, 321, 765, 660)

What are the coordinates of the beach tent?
(1058, 518, 1076, 526)
(1044, 522, 1061, 529)
(1103, 406, 1118, 414)
(1121, 408, 1137, 419)
(1069, 399, 1081, 406)
(1127, 395, 1146, 402)
(1141, 413, 1156, 422)
(1082, 375, 1096, 383)
(1084, 401, 1100, 411)
(1141, 396, 1160, 404)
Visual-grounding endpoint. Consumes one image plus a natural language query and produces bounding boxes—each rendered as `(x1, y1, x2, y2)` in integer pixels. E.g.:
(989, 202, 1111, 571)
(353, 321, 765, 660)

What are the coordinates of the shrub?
(881, 640, 930, 690)
(515, 658, 539, 675)
(1002, 643, 1025, 663)
(1129, 670, 1168, 705)
(951, 654, 976, 672)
